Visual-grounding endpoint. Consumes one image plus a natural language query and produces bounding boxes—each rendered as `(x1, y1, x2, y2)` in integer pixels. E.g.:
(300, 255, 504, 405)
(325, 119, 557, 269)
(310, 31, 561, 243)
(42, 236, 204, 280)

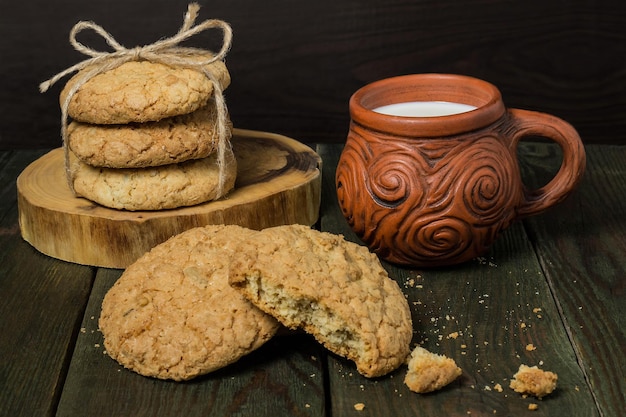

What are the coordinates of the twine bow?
(40, 3, 234, 199)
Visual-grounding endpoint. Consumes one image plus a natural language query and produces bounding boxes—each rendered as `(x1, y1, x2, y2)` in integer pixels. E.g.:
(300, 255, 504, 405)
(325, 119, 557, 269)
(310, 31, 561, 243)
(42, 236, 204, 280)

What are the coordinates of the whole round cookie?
(68, 102, 231, 168)
(70, 146, 237, 211)
(229, 225, 413, 378)
(60, 57, 230, 124)
(99, 225, 280, 381)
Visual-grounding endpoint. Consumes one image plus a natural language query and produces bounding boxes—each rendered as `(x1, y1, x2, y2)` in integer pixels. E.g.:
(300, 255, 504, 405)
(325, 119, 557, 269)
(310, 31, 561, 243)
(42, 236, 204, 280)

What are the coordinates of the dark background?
(1, 0, 625, 149)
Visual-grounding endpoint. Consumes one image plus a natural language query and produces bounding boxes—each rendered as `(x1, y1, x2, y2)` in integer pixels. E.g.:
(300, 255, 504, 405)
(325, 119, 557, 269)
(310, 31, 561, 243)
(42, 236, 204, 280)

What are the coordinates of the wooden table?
(1, 142, 624, 417)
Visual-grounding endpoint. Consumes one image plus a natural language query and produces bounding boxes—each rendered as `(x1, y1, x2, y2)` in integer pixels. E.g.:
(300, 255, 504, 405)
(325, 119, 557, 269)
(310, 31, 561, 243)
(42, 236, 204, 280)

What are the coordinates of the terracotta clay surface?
(336, 74, 586, 267)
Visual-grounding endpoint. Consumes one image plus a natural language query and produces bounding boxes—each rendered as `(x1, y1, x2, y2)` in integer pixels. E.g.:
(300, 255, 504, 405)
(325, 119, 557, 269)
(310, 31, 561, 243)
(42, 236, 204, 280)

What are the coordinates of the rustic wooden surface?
(17, 129, 321, 268)
(0, 150, 95, 416)
(1, 0, 625, 150)
(519, 143, 626, 416)
(1, 142, 624, 417)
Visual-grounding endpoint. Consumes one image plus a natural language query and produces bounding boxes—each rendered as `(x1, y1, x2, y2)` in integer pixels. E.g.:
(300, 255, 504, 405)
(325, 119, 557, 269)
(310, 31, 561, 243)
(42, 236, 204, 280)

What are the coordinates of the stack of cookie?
(60, 55, 237, 211)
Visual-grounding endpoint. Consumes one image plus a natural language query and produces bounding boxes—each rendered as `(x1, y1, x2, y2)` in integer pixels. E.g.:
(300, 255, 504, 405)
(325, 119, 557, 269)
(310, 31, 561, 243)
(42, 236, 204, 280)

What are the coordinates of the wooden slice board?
(17, 128, 322, 268)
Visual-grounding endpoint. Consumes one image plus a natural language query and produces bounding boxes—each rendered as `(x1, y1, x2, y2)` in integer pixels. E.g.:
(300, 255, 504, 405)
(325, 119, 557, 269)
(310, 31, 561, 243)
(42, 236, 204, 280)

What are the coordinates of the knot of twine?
(40, 3, 233, 199)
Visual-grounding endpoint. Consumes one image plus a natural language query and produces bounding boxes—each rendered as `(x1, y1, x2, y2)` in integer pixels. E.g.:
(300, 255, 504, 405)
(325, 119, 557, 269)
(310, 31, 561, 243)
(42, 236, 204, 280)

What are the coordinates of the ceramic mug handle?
(508, 109, 586, 218)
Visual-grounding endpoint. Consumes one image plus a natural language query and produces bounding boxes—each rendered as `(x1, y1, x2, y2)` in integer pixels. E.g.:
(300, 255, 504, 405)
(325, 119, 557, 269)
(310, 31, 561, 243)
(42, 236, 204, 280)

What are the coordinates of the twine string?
(40, 3, 233, 199)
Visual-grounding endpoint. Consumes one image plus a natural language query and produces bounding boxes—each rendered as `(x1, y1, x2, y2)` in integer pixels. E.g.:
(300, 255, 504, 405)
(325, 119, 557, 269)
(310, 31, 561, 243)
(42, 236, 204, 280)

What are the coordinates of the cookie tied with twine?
(39, 3, 234, 199)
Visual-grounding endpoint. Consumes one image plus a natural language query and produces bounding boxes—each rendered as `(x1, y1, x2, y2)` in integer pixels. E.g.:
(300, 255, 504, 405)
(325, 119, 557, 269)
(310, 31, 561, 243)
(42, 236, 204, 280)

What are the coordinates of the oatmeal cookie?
(60, 57, 230, 124)
(228, 224, 413, 378)
(68, 102, 231, 168)
(70, 146, 236, 211)
(99, 225, 279, 381)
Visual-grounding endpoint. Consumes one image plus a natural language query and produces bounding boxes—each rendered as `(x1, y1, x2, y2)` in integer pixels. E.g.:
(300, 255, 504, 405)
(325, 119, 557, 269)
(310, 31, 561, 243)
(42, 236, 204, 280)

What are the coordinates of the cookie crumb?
(354, 403, 365, 411)
(404, 346, 462, 393)
(509, 364, 557, 398)
(526, 344, 536, 351)
(528, 403, 539, 411)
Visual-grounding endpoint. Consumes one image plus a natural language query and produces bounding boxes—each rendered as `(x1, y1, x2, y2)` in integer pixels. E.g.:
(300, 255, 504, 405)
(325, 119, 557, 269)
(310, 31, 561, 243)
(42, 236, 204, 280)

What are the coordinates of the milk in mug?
(373, 101, 477, 117)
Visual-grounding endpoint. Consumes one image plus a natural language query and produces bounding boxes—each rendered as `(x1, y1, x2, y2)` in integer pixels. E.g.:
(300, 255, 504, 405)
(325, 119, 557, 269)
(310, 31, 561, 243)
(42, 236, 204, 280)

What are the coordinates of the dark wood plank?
(318, 143, 600, 416)
(519, 143, 626, 416)
(0, 150, 95, 417)
(56, 269, 327, 417)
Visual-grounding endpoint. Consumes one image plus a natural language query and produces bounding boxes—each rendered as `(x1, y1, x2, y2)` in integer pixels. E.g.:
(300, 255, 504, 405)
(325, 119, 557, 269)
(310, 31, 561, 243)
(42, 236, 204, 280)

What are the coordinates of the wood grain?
(17, 129, 321, 268)
(0, 150, 94, 417)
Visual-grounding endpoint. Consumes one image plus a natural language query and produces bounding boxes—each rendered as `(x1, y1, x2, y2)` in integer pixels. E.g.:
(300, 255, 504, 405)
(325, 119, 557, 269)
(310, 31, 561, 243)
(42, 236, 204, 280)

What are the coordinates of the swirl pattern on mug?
(412, 216, 475, 260)
(337, 127, 431, 245)
(367, 144, 428, 210)
(439, 136, 520, 226)
(368, 207, 474, 265)
(335, 130, 376, 237)
(336, 129, 522, 266)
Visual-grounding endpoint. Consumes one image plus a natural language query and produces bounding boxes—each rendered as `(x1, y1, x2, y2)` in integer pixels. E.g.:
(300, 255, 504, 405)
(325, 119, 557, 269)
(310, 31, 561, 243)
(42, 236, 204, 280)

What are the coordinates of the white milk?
(373, 101, 477, 117)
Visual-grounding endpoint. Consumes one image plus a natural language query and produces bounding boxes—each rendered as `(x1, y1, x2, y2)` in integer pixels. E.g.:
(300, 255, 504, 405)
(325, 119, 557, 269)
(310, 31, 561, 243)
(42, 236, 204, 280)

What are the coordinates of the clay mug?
(335, 73, 586, 267)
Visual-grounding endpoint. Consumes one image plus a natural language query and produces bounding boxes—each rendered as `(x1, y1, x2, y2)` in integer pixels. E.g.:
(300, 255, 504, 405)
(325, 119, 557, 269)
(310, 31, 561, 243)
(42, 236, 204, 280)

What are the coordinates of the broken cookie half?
(229, 225, 413, 378)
